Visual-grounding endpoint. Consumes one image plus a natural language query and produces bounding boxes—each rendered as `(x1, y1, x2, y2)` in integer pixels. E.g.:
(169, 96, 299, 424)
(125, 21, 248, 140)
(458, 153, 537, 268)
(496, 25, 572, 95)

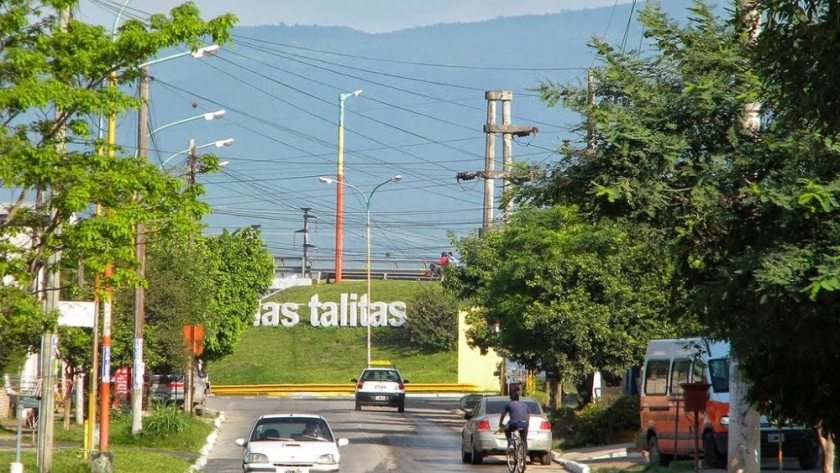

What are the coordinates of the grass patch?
(591, 461, 698, 472)
(0, 446, 191, 473)
(212, 280, 458, 384)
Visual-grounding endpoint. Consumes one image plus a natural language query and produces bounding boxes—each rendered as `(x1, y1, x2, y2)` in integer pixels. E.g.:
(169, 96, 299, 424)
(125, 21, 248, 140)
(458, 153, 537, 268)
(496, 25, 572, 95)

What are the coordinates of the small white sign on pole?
(58, 301, 95, 328)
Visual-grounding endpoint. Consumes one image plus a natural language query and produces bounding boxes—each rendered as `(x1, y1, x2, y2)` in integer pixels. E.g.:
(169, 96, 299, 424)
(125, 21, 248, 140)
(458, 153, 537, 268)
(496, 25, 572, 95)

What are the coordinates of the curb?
(553, 451, 590, 473)
(552, 448, 645, 473)
(189, 411, 225, 472)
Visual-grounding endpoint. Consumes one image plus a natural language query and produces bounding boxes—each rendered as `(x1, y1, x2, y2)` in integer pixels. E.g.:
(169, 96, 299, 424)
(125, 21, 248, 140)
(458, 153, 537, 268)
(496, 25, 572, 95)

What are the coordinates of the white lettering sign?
(253, 293, 407, 328)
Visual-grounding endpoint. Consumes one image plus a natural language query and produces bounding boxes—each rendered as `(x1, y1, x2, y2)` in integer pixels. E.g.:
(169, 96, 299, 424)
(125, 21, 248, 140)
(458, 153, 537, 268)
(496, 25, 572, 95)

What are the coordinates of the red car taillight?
(539, 420, 551, 430)
(356, 380, 365, 389)
(398, 382, 405, 390)
(477, 420, 491, 431)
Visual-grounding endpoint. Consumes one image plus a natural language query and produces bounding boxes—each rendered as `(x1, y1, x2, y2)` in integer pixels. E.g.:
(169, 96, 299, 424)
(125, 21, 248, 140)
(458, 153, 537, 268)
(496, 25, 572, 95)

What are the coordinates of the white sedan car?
(235, 413, 349, 473)
(461, 395, 553, 465)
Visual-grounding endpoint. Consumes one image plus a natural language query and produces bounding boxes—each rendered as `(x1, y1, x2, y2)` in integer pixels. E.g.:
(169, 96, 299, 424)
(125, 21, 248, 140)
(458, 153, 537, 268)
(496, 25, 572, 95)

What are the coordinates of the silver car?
(460, 395, 553, 465)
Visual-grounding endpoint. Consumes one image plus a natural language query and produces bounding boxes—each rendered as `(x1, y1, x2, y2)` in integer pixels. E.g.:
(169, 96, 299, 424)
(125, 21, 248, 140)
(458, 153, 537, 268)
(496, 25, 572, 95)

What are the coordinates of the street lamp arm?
(139, 45, 219, 68)
(160, 138, 234, 169)
(147, 110, 225, 138)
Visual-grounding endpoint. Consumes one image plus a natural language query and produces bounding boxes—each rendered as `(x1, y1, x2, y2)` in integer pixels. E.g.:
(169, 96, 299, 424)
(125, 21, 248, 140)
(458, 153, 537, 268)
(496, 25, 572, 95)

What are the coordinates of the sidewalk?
(552, 442, 646, 473)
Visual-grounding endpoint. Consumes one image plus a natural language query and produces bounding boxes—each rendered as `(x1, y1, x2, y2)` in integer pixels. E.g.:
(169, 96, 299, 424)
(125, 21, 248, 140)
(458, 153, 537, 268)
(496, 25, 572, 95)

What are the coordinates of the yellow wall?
(458, 309, 502, 391)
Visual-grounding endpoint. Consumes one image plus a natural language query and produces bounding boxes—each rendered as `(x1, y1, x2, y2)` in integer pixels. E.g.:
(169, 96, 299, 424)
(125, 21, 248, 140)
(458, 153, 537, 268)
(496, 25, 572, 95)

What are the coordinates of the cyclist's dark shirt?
(503, 400, 529, 423)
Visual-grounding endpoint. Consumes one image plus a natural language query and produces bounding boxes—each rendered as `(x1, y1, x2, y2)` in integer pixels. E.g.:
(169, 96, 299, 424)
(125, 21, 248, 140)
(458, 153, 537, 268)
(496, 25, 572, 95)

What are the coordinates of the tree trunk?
(728, 357, 760, 473)
(818, 427, 834, 473)
(62, 369, 72, 430)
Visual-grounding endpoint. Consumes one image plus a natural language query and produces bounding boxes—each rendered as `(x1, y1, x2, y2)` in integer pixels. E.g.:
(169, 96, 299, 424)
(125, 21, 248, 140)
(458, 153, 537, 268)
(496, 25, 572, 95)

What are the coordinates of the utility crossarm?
(483, 124, 539, 136)
(456, 170, 538, 183)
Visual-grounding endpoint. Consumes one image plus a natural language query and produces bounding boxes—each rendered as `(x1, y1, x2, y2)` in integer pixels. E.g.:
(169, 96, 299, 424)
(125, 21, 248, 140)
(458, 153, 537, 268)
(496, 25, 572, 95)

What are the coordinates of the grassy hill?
(210, 280, 458, 385)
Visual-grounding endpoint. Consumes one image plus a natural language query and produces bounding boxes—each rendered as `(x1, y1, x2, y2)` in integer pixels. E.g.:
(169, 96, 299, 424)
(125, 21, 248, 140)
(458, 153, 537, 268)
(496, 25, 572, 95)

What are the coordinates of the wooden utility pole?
(479, 91, 538, 234)
(728, 1, 761, 472)
(131, 66, 150, 435)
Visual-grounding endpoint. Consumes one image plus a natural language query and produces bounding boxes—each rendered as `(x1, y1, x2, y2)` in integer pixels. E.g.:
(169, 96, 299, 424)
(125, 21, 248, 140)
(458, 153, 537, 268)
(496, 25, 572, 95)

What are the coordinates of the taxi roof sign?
(370, 360, 395, 368)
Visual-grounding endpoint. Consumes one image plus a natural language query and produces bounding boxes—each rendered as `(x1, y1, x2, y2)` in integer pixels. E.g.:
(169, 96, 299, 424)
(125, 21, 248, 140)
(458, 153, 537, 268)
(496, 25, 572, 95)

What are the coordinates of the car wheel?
(703, 431, 725, 469)
(649, 434, 669, 467)
(355, 401, 361, 411)
(470, 438, 483, 465)
(540, 452, 552, 465)
(461, 448, 472, 464)
(398, 402, 405, 413)
(798, 447, 820, 470)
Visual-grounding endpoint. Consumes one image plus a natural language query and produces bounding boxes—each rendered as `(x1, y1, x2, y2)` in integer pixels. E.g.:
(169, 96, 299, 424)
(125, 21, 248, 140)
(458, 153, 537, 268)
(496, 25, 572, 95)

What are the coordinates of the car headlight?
(720, 416, 730, 427)
(317, 453, 338, 465)
(245, 452, 269, 463)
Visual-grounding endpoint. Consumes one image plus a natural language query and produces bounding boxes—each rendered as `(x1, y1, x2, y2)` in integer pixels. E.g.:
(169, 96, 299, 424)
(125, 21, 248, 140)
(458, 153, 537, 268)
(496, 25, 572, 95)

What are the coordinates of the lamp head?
(218, 161, 230, 169)
(192, 44, 220, 58)
(214, 138, 234, 147)
(204, 109, 226, 121)
(392, 175, 403, 182)
(318, 176, 334, 184)
(351, 89, 363, 97)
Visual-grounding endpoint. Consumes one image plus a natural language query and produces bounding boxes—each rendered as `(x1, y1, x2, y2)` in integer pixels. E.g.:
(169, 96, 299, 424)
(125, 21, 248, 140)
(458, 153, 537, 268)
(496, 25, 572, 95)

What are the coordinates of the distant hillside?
(210, 280, 458, 384)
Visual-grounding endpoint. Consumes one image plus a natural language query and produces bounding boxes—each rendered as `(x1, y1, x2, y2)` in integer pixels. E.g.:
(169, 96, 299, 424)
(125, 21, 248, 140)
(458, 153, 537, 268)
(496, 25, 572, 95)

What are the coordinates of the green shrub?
(404, 283, 458, 352)
(142, 404, 187, 438)
(573, 395, 641, 445)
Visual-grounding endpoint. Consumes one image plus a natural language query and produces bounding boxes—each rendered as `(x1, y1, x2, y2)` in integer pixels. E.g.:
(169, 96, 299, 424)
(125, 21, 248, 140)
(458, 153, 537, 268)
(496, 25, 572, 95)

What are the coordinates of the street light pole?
(319, 174, 401, 366)
(335, 89, 362, 283)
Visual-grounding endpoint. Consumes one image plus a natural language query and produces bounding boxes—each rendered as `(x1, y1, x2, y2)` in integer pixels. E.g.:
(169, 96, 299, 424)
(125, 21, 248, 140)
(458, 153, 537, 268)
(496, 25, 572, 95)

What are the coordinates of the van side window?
(670, 360, 692, 395)
(644, 359, 669, 395)
(708, 358, 729, 393)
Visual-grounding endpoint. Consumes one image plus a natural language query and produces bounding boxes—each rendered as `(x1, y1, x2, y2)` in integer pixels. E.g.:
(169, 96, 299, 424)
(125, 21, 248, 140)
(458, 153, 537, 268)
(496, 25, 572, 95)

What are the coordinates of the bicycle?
(498, 426, 527, 473)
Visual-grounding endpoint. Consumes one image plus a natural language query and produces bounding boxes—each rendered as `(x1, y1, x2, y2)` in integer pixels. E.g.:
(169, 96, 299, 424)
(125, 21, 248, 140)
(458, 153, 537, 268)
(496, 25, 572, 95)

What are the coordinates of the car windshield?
(362, 370, 401, 382)
(251, 418, 334, 442)
(486, 400, 541, 415)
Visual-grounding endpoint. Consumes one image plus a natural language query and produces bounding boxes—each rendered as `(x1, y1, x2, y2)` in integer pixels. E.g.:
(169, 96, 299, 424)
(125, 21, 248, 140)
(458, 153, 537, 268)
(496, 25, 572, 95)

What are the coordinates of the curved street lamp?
(319, 174, 402, 367)
(160, 138, 235, 170)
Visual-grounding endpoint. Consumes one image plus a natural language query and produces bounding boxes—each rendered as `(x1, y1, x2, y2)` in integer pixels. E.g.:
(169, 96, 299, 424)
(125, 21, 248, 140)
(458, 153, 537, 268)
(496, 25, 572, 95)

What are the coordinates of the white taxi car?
(234, 413, 349, 473)
(351, 361, 408, 412)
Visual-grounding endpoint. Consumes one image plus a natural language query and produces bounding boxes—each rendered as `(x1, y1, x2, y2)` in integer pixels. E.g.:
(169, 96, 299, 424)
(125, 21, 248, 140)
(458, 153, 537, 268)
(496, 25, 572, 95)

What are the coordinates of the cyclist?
(498, 389, 530, 460)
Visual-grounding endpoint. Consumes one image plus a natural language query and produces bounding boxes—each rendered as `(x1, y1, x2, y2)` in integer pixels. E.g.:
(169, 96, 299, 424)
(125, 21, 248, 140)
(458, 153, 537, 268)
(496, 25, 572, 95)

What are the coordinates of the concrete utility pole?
(187, 138, 197, 187)
(728, 2, 761, 472)
(296, 208, 317, 277)
(475, 91, 538, 234)
(36, 6, 70, 471)
(131, 66, 150, 435)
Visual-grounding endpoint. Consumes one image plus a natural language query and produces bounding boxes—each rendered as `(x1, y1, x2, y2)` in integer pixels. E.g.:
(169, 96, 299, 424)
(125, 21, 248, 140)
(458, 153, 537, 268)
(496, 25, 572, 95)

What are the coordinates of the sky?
(76, 0, 635, 33)
(66, 0, 651, 272)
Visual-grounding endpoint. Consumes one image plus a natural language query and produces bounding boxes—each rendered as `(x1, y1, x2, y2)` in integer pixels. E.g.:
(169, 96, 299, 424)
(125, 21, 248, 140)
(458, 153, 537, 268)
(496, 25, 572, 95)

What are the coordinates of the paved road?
(204, 394, 564, 473)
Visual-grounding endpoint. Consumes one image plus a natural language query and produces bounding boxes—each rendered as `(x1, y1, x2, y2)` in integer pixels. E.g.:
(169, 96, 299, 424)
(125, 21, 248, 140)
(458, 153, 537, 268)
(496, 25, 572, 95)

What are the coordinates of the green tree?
(753, 0, 840, 133)
(202, 227, 275, 362)
(111, 235, 219, 373)
(0, 0, 236, 372)
(526, 0, 840, 439)
(446, 206, 682, 405)
(404, 283, 459, 352)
